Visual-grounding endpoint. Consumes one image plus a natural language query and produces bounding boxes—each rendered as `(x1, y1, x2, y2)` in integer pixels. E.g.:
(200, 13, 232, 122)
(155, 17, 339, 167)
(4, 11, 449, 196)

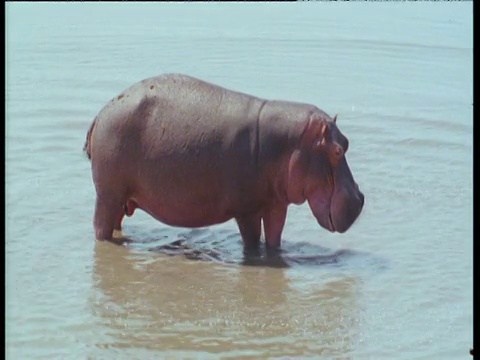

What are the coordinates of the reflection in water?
(91, 240, 362, 358)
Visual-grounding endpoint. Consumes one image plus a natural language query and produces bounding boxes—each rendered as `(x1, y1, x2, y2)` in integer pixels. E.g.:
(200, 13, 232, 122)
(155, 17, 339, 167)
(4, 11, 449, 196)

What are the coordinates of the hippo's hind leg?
(93, 192, 125, 241)
(112, 200, 137, 238)
(112, 211, 125, 239)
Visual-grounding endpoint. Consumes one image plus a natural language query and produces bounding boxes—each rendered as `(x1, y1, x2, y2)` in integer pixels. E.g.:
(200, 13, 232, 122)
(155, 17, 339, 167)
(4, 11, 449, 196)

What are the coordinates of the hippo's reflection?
(90, 231, 363, 358)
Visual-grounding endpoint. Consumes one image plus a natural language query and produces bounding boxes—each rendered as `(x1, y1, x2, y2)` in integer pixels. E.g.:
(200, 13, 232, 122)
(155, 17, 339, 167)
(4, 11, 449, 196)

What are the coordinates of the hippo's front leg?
(235, 213, 262, 249)
(263, 205, 288, 249)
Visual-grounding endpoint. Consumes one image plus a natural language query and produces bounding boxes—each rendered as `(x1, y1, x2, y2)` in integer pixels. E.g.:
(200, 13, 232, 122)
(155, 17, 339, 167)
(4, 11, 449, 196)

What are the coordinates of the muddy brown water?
(6, 3, 472, 359)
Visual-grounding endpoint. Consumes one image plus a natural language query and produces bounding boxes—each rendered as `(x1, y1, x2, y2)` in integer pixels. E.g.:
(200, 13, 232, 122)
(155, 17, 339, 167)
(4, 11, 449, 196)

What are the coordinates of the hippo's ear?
(300, 115, 328, 149)
(316, 123, 328, 147)
(332, 114, 337, 123)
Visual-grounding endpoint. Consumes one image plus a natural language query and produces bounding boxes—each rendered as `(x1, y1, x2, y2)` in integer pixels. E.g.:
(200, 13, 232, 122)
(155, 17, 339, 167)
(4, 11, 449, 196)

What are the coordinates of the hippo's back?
(92, 74, 265, 161)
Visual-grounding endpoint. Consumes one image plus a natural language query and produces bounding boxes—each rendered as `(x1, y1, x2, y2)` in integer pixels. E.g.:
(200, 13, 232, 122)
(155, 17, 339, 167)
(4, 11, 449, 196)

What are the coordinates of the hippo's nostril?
(359, 192, 365, 207)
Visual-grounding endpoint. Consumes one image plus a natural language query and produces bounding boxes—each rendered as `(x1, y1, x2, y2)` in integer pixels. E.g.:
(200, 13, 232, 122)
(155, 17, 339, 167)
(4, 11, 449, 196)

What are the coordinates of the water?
(6, 3, 473, 359)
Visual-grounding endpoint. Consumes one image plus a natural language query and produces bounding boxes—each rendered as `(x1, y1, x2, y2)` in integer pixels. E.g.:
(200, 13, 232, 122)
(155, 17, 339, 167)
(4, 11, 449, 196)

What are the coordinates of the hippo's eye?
(334, 143, 344, 158)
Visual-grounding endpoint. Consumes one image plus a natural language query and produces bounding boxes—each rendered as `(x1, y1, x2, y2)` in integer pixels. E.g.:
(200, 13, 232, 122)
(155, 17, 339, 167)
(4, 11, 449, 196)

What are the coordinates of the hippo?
(84, 73, 364, 249)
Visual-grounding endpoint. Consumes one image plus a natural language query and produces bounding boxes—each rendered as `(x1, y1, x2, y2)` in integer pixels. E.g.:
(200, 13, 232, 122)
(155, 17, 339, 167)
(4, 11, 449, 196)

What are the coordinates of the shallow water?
(6, 3, 473, 359)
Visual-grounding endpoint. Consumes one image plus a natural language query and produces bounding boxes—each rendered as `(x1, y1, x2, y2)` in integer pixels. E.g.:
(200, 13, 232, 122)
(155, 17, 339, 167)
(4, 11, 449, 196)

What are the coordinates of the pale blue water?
(6, 3, 473, 359)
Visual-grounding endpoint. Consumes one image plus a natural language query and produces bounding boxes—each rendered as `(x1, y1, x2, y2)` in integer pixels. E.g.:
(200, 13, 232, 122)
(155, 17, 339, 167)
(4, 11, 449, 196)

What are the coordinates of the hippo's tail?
(83, 117, 97, 160)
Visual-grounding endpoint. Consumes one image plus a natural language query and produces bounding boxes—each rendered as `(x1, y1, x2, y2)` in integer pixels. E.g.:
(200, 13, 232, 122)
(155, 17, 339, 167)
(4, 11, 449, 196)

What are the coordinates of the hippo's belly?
(120, 109, 264, 227)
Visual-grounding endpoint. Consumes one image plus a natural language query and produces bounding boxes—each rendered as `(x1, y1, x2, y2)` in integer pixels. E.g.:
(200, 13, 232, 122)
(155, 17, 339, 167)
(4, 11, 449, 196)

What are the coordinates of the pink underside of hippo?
(84, 73, 364, 249)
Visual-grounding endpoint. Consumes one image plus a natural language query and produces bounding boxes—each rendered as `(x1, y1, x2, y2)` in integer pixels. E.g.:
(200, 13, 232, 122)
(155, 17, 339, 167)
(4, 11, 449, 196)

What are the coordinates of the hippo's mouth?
(307, 191, 337, 233)
(328, 212, 336, 232)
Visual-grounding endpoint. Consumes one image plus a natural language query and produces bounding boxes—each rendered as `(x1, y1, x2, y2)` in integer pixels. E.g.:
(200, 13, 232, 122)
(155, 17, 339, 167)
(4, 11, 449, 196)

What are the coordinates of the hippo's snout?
(330, 184, 364, 233)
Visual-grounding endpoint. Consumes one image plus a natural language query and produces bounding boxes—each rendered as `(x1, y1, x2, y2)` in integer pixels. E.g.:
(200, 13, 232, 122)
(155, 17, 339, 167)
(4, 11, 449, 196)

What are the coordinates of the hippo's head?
(287, 113, 364, 233)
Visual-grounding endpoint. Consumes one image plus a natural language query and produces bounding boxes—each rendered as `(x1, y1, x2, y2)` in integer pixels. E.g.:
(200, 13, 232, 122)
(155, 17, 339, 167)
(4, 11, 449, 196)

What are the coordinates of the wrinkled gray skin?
(84, 73, 364, 249)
